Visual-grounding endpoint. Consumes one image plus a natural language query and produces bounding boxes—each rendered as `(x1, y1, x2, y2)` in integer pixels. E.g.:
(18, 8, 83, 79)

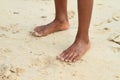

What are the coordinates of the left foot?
(31, 20, 69, 37)
(57, 40, 90, 62)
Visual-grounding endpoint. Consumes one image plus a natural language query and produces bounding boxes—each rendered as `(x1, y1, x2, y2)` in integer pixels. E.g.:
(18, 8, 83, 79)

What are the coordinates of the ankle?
(53, 19, 69, 30)
(75, 36, 90, 44)
(54, 18, 69, 25)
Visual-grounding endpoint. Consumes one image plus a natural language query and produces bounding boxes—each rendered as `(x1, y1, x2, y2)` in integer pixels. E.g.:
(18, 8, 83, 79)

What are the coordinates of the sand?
(0, 0, 120, 80)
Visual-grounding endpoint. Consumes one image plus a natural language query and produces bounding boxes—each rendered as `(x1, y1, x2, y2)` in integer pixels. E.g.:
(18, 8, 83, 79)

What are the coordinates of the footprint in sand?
(94, 21, 105, 26)
(108, 33, 120, 45)
(115, 75, 120, 79)
(108, 33, 120, 53)
(0, 34, 7, 38)
(0, 26, 10, 32)
(0, 48, 12, 55)
(95, 12, 120, 26)
(0, 64, 25, 80)
(30, 55, 55, 69)
(95, 27, 111, 34)
(107, 12, 120, 23)
(0, 64, 16, 80)
(0, 25, 20, 34)
(9, 24, 21, 34)
(41, 16, 47, 19)
(111, 47, 120, 53)
(107, 19, 113, 23)
(112, 13, 120, 21)
(13, 12, 19, 15)
(10, 66, 25, 76)
(97, 3, 103, 6)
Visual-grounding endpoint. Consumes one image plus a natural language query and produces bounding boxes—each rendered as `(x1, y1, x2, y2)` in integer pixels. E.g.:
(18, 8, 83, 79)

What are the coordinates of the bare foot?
(57, 40, 90, 62)
(32, 20, 69, 37)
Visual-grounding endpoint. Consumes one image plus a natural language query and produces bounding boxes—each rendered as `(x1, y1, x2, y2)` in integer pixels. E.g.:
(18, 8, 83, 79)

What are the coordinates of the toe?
(69, 53, 78, 62)
(64, 55, 69, 62)
(64, 53, 74, 62)
(58, 51, 67, 61)
(56, 55, 63, 61)
(34, 26, 43, 32)
(72, 54, 81, 62)
(32, 31, 43, 37)
(31, 26, 45, 37)
(57, 54, 65, 61)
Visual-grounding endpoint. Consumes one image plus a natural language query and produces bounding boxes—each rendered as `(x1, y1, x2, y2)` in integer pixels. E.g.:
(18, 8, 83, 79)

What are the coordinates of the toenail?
(34, 32, 42, 37)
(73, 59, 76, 62)
(65, 59, 69, 62)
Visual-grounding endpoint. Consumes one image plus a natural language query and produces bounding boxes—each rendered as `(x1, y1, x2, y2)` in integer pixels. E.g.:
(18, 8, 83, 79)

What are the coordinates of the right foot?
(32, 20, 69, 37)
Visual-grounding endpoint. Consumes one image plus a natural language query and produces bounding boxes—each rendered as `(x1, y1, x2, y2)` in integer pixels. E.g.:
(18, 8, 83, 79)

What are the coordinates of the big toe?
(31, 31, 43, 37)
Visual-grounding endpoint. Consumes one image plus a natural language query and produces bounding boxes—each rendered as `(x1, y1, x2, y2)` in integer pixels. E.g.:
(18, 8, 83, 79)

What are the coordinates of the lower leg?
(32, 0, 69, 37)
(57, 0, 93, 62)
(76, 0, 93, 42)
(54, 0, 68, 22)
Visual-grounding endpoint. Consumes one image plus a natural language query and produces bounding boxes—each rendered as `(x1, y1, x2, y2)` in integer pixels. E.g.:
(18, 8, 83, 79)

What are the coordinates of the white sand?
(0, 0, 120, 80)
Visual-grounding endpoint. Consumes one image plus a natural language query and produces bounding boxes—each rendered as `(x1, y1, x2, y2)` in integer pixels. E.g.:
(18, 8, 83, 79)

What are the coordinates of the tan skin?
(32, 0, 93, 62)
